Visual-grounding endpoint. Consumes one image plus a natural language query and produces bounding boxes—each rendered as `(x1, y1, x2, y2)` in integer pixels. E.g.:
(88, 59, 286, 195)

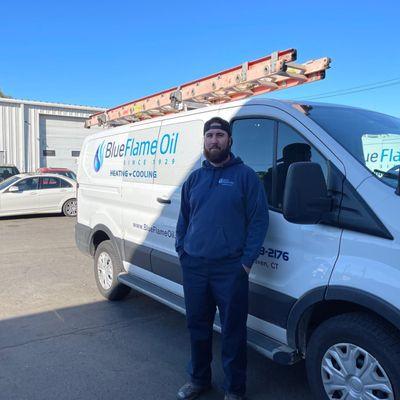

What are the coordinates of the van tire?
(94, 240, 131, 301)
(306, 312, 400, 400)
(62, 198, 77, 217)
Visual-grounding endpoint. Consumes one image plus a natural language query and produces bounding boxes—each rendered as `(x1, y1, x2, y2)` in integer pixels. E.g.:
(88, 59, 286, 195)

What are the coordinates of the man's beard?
(203, 144, 231, 163)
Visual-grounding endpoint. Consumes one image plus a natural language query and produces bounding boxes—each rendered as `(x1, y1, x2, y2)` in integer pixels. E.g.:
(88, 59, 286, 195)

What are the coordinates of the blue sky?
(1, 0, 399, 117)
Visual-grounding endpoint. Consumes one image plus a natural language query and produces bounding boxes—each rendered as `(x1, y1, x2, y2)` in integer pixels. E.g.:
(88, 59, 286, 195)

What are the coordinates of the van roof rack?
(85, 48, 331, 128)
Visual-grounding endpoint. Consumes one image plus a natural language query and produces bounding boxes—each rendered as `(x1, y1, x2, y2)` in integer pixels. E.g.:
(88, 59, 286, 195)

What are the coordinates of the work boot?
(224, 393, 246, 400)
(177, 382, 211, 400)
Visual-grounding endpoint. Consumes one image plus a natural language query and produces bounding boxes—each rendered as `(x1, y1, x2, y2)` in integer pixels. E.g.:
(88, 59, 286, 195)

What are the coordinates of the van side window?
(231, 118, 274, 204)
(274, 122, 328, 210)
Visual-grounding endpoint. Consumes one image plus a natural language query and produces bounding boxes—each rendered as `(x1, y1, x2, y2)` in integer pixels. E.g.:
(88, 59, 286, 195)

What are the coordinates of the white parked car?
(0, 173, 77, 217)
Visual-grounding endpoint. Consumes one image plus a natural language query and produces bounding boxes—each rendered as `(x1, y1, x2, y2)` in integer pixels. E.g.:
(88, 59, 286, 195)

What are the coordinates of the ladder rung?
(189, 98, 212, 104)
(274, 71, 308, 82)
(285, 62, 307, 73)
(182, 101, 209, 109)
(206, 93, 233, 101)
(230, 87, 255, 96)
(256, 79, 279, 89)
(146, 111, 165, 116)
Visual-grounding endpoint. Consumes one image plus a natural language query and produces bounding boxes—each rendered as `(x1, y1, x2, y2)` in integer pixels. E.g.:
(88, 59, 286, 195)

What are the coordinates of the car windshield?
(53, 171, 76, 180)
(65, 171, 77, 180)
(306, 105, 400, 189)
(0, 176, 20, 191)
(0, 166, 19, 180)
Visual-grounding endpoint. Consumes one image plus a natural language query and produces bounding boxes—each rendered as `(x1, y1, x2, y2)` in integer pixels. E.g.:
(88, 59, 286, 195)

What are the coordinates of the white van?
(76, 98, 400, 400)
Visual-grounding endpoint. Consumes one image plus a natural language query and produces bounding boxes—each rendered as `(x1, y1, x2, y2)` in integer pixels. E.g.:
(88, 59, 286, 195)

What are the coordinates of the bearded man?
(175, 117, 269, 400)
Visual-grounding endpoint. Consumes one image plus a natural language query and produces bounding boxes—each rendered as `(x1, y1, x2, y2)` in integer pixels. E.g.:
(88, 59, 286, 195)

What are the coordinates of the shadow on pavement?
(0, 292, 312, 400)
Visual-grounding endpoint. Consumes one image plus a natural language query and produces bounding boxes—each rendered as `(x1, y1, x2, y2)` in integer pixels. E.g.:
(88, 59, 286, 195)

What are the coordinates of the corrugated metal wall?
(0, 99, 104, 172)
(0, 102, 24, 168)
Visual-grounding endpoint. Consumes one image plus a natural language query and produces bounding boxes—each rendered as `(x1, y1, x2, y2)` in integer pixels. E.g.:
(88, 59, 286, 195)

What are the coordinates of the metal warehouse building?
(0, 98, 105, 173)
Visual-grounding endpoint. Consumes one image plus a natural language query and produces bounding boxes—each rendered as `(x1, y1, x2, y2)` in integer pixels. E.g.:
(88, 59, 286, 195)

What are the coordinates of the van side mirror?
(283, 162, 332, 224)
(8, 186, 20, 193)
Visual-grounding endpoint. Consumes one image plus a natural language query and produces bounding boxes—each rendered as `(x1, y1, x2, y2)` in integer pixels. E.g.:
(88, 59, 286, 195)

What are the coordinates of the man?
(175, 117, 269, 400)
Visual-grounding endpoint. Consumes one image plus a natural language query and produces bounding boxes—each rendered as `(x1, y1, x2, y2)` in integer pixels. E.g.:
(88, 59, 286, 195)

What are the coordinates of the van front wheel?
(306, 312, 400, 400)
(94, 240, 131, 301)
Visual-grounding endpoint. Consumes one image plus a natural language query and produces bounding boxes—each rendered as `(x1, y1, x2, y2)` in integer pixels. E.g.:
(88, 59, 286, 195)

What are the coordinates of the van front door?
(224, 105, 344, 344)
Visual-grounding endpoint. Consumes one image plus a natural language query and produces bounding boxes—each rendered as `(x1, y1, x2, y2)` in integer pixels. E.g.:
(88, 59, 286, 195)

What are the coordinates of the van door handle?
(157, 197, 171, 204)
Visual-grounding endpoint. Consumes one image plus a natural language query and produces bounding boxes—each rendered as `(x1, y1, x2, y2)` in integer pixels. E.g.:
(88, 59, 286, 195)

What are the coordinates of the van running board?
(118, 273, 300, 365)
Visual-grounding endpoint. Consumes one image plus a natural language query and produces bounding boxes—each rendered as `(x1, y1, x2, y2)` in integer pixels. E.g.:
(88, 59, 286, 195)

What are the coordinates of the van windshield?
(306, 105, 400, 189)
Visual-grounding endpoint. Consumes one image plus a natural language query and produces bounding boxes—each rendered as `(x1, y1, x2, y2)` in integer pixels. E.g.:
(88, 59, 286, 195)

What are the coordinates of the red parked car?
(36, 167, 77, 180)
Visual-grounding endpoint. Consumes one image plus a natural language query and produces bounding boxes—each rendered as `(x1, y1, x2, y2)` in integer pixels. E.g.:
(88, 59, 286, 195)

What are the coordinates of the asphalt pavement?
(0, 215, 313, 400)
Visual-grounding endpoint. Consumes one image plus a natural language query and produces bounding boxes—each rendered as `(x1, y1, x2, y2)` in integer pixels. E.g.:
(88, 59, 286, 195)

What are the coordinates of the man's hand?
(242, 265, 251, 275)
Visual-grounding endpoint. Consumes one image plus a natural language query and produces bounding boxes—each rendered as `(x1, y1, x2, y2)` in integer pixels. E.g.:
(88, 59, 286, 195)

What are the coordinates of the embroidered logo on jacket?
(218, 178, 235, 186)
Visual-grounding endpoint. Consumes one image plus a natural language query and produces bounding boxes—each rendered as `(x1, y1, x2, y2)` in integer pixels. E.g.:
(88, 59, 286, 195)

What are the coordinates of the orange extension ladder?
(85, 48, 331, 128)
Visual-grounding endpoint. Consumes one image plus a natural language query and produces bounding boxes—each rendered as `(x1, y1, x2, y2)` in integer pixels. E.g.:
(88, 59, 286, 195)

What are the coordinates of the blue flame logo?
(94, 141, 105, 172)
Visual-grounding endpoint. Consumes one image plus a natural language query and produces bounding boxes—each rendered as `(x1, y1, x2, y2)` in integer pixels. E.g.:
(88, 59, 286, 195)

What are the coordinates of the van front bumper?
(75, 222, 92, 256)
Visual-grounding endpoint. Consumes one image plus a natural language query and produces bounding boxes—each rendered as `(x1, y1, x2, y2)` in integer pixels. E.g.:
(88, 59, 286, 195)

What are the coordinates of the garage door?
(39, 115, 93, 172)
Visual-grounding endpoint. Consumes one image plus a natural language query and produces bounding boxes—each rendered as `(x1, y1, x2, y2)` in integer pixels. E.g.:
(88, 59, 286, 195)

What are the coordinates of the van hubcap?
(321, 343, 394, 400)
(97, 252, 113, 290)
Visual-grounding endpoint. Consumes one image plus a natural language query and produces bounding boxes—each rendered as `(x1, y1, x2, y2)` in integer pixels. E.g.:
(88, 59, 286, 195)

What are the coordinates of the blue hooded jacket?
(175, 154, 269, 268)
